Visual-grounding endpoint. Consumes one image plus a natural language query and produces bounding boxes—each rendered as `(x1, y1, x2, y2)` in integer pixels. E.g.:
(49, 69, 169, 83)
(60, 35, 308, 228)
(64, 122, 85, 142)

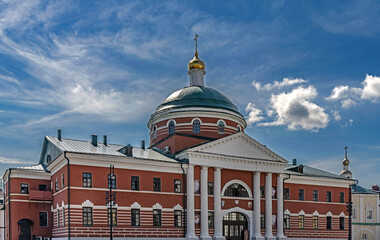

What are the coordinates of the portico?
(177, 132, 288, 240)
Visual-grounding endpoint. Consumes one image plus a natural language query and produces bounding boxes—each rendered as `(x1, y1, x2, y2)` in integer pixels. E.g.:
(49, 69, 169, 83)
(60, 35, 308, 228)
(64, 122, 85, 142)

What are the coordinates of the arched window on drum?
(153, 126, 157, 139)
(168, 121, 175, 135)
(224, 183, 249, 198)
(217, 120, 225, 135)
(193, 119, 200, 133)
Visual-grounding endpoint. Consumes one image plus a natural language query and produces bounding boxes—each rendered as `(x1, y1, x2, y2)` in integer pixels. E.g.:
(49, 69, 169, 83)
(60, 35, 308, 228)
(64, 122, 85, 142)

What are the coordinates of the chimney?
(103, 135, 107, 146)
(91, 135, 98, 147)
(292, 158, 297, 165)
(372, 185, 380, 191)
(141, 140, 145, 150)
(57, 129, 62, 141)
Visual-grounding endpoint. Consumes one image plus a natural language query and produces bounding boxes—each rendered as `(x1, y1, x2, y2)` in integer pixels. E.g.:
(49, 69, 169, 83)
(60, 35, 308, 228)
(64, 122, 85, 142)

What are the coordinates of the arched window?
(168, 121, 175, 135)
(224, 183, 249, 197)
(218, 121, 225, 135)
(237, 125, 241, 132)
(193, 119, 200, 133)
(153, 126, 157, 139)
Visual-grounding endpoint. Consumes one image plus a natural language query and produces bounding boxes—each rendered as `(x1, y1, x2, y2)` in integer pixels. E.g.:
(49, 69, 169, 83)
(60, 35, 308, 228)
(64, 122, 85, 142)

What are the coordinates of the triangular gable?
(183, 132, 287, 163)
(38, 137, 64, 166)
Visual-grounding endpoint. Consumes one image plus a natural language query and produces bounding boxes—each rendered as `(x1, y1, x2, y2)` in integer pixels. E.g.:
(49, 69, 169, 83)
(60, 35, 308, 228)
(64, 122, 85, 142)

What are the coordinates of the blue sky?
(0, 1, 379, 188)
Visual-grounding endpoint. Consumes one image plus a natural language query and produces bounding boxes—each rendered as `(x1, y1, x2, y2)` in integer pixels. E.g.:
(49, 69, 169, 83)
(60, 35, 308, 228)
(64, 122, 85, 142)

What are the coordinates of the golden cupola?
(188, 52, 205, 71)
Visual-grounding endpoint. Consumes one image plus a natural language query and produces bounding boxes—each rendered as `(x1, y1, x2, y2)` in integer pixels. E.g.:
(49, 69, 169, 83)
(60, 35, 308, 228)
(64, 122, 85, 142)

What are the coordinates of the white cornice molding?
(180, 151, 285, 173)
(285, 174, 353, 188)
(6, 169, 50, 180)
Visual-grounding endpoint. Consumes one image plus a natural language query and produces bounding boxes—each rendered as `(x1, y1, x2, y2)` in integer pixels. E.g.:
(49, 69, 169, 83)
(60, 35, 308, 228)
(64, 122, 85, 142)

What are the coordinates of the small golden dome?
(188, 52, 205, 71)
(342, 157, 350, 166)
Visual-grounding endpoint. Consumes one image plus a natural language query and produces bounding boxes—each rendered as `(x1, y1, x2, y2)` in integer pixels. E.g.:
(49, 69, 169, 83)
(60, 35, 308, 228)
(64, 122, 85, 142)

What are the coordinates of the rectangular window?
(313, 190, 318, 201)
(83, 207, 93, 226)
(260, 213, 265, 229)
(61, 174, 64, 188)
(131, 176, 139, 190)
(153, 178, 161, 192)
(174, 210, 182, 227)
(62, 209, 65, 227)
(284, 188, 290, 200)
(367, 210, 373, 220)
(272, 186, 277, 199)
(131, 209, 140, 226)
(21, 183, 29, 194)
(340, 217, 344, 230)
(284, 214, 290, 229)
(327, 191, 332, 202)
(57, 210, 60, 227)
(298, 215, 304, 229)
(313, 216, 318, 230)
(339, 192, 344, 203)
(83, 172, 92, 188)
(55, 178, 59, 191)
(299, 189, 304, 201)
(327, 216, 332, 230)
(107, 208, 117, 226)
(39, 184, 47, 191)
(108, 174, 117, 189)
(153, 209, 161, 226)
(260, 186, 265, 198)
(208, 182, 214, 195)
(208, 211, 214, 228)
(39, 212, 48, 227)
(174, 179, 181, 193)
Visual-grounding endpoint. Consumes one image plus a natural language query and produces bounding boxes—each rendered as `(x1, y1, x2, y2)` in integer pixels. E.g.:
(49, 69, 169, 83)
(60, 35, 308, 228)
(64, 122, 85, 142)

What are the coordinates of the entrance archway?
(223, 212, 248, 240)
(18, 218, 33, 240)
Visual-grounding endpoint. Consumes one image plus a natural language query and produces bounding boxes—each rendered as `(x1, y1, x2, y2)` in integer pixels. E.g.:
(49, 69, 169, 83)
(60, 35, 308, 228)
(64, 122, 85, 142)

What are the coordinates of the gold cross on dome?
(194, 34, 199, 53)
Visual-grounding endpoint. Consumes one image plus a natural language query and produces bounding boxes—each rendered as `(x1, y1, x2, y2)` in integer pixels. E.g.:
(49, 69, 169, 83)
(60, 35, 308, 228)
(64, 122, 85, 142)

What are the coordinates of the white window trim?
(131, 202, 141, 209)
(152, 203, 163, 210)
(221, 179, 252, 198)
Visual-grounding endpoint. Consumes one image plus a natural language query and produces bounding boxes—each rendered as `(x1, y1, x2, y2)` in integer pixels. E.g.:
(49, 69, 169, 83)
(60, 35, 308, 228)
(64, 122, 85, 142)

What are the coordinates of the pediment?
(184, 132, 287, 163)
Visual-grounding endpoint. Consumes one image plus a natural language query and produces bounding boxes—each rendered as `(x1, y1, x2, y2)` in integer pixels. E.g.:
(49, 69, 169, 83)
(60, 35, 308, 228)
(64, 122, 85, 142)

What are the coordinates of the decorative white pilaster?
(276, 174, 286, 240)
(265, 173, 275, 240)
(213, 168, 225, 240)
(200, 166, 212, 239)
(186, 165, 198, 240)
(252, 172, 264, 240)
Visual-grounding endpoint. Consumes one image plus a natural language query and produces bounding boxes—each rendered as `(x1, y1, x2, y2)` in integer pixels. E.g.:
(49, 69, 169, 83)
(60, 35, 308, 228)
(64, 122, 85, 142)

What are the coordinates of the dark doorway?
(223, 212, 248, 240)
(18, 218, 33, 240)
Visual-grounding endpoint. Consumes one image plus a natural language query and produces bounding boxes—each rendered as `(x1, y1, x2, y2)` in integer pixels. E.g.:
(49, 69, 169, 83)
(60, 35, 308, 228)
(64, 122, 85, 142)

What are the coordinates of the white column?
(252, 172, 263, 240)
(265, 173, 275, 240)
(213, 168, 224, 240)
(186, 165, 198, 240)
(200, 166, 211, 239)
(276, 174, 286, 240)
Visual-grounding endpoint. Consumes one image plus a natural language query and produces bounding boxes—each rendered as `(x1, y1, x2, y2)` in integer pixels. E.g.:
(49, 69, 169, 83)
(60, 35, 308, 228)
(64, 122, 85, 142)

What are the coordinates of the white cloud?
(332, 110, 341, 121)
(0, 155, 33, 165)
(259, 86, 329, 131)
(361, 75, 380, 101)
(245, 103, 264, 126)
(327, 75, 380, 109)
(341, 99, 356, 109)
(252, 77, 306, 91)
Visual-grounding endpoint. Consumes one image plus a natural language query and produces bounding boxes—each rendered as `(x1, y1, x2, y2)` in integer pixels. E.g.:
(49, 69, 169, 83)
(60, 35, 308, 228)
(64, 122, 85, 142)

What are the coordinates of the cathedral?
(3, 41, 354, 240)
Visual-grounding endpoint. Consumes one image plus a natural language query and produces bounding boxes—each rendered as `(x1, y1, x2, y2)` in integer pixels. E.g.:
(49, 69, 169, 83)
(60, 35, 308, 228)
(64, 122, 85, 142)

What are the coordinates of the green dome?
(155, 86, 241, 114)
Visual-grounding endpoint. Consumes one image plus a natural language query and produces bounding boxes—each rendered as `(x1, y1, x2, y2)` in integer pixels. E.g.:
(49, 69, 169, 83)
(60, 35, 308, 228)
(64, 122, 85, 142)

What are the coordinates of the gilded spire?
(340, 145, 352, 178)
(188, 33, 205, 71)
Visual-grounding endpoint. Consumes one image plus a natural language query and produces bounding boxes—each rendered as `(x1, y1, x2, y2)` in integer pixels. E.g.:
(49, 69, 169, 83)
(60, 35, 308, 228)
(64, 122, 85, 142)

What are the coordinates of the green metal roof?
(155, 86, 240, 114)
